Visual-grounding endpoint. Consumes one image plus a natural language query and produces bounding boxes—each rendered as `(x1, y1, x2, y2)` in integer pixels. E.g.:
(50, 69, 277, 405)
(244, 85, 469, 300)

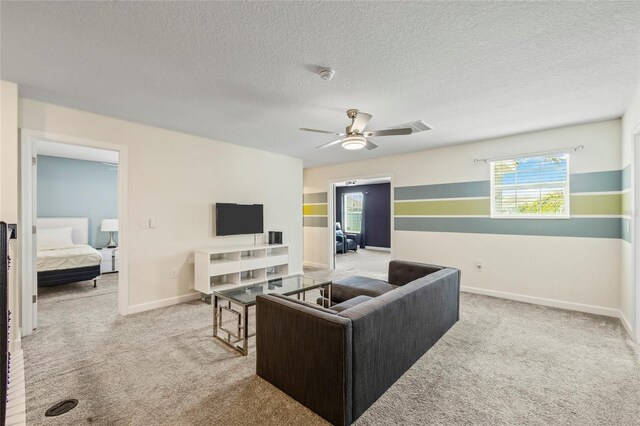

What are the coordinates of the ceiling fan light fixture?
(341, 136, 367, 150)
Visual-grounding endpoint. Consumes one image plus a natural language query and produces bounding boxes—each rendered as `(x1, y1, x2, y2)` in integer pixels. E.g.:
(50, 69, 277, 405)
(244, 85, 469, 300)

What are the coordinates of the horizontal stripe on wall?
(395, 181, 489, 200)
(570, 193, 621, 215)
(394, 194, 621, 216)
(395, 199, 489, 216)
(622, 191, 631, 215)
(303, 192, 328, 204)
(395, 169, 624, 201)
(570, 170, 622, 193)
(303, 204, 328, 216)
(395, 217, 622, 239)
(303, 216, 328, 228)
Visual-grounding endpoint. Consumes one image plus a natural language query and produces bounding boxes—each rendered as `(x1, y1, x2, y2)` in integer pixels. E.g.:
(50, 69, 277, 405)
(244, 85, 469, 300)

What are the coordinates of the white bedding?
(37, 244, 103, 272)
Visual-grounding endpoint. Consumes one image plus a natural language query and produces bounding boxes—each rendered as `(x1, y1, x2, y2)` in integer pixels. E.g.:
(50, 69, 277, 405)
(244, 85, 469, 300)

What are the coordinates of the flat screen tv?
(216, 203, 264, 236)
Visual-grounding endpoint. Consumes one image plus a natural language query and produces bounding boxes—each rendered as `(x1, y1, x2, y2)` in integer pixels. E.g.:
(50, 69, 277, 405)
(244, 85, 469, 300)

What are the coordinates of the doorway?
(330, 175, 392, 279)
(19, 130, 129, 336)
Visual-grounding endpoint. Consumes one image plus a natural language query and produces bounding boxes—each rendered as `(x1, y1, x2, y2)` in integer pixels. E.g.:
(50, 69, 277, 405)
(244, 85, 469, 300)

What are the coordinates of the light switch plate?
(142, 218, 149, 229)
(149, 218, 157, 229)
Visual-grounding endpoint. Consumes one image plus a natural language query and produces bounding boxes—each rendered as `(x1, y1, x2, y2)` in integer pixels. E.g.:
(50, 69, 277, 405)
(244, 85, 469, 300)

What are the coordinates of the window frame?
(490, 154, 570, 220)
(342, 192, 364, 233)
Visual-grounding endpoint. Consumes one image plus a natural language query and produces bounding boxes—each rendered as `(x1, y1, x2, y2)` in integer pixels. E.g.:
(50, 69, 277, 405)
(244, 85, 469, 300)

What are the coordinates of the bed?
(37, 217, 102, 287)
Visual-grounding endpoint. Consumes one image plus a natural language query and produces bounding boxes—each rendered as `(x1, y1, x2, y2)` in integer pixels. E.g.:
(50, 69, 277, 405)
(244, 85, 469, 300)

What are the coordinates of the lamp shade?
(101, 219, 118, 232)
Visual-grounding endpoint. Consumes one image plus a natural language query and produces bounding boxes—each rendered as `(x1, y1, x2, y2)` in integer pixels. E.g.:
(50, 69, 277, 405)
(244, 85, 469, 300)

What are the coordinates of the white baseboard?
(618, 310, 634, 338)
(460, 285, 619, 318)
(363, 246, 391, 252)
(126, 292, 200, 315)
(304, 261, 328, 269)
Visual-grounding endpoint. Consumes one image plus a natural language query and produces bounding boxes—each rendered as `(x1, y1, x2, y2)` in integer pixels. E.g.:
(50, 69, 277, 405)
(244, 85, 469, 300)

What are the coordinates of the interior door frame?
(327, 172, 394, 270)
(634, 123, 640, 343)
(19, 129, 129, 336)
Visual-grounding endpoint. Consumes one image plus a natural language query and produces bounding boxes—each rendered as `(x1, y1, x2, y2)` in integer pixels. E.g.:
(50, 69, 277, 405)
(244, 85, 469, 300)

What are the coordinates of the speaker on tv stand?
(268, 231, 282, 245)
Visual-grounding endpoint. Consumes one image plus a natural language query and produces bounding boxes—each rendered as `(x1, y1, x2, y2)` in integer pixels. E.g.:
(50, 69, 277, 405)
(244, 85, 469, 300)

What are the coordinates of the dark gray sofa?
(256, 261, 460, 425)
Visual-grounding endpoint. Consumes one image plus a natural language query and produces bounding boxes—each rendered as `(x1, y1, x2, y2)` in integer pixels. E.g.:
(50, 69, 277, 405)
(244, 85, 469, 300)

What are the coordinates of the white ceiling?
(2, 2, 639, 167)
(37, 140, 119, 164)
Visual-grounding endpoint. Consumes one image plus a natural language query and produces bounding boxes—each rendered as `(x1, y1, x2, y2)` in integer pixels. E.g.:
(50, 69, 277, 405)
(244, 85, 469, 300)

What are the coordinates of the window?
(343, 192, 364, 233)
(491, 154, 569, 218)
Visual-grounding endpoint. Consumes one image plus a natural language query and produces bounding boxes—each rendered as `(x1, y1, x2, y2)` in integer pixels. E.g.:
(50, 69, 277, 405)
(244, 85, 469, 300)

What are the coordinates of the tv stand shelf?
(194, 244, 289, 295)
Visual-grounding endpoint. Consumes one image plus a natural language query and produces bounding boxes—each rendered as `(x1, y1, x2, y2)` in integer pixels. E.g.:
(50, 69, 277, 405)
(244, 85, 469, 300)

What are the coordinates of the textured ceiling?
(2, 1, 639, 167)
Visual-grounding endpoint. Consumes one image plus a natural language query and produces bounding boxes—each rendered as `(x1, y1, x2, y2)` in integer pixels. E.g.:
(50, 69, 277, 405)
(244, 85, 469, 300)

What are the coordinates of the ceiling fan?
(300, 109, 415, 151)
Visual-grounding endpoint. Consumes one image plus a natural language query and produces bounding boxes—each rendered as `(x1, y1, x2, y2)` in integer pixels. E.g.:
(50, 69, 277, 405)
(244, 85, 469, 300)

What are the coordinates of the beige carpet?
(22, 270, 640, 425)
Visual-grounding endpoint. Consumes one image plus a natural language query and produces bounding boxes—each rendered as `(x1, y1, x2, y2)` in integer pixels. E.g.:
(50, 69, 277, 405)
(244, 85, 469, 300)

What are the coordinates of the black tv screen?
(216, 203, 264, 236)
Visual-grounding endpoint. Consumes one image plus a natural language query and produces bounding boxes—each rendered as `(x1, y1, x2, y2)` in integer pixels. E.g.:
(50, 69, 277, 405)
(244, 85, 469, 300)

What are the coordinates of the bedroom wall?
(304, 119, 623, 318)
(19, 97, 303, 312)
(1, 80, 21, 350)
(335, 183, 391, 248)
(37, 155, 118, 247)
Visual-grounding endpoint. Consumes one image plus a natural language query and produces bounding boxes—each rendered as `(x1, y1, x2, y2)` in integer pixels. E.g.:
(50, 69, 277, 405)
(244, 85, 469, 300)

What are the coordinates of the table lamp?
(101, 219, 118, 248)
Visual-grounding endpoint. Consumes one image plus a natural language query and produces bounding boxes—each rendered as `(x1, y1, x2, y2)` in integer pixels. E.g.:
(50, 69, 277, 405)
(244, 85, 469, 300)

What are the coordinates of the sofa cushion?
(330, 276, 397, 303)
(328, 295, 373, 313)
(387, 260, 444, 286)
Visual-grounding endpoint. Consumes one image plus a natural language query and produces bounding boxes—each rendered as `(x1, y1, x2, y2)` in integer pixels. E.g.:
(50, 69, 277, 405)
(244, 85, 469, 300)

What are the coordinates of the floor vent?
(389, 120, 433, 134)
(45, 399, 78, 417)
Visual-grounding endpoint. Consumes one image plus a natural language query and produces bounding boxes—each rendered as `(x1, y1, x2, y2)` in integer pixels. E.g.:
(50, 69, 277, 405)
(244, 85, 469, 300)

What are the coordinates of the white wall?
(305, 120, 623, 316)
(1, 81, 21, 350)
(620, 82, 640, 338)
(18, 97, 303, 311)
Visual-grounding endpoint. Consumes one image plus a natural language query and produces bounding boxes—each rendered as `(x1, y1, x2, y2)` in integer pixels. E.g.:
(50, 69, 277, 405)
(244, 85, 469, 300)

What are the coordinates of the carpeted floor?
(334, 248, 390, 279)
(23, 270, 640, 425)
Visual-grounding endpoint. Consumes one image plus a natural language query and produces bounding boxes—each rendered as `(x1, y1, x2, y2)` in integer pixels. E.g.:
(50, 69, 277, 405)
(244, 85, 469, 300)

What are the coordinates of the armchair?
(336, 222, 357, 253)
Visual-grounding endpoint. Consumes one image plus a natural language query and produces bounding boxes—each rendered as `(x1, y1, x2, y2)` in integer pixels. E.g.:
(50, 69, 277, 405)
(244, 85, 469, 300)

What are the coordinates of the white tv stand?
(194, 244, 289, 295)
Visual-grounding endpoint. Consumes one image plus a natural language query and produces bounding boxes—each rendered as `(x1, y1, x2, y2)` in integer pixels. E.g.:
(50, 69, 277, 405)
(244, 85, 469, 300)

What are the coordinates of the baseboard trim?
(618, 310, 634, 337)
(363, 246, 391, 252)
(303, 261, 328, 269)
(126, 293, 200, 315)
(460, 285, 619, 318)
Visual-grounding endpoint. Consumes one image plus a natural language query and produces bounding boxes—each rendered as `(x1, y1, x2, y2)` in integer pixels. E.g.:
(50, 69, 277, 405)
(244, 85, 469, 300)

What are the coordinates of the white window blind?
(491, 154, 569, 218)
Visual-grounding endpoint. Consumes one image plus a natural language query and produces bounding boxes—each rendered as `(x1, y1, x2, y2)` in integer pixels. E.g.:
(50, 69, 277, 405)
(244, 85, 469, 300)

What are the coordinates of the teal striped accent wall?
(395, 168, 626, 239)
(621, 164, 631, 243)
(395, 181, 489, 200)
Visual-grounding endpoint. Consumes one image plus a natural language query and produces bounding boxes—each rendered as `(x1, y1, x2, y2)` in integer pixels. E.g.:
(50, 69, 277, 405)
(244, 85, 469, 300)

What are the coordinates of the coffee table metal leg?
(242, 305, 249, 355)
(327, 284, 332, 307)
(213, 294, 218, 337)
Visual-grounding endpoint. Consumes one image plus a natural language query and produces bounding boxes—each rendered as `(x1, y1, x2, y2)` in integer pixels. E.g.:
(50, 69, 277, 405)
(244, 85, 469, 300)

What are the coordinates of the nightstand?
(97, 247, 119, 274)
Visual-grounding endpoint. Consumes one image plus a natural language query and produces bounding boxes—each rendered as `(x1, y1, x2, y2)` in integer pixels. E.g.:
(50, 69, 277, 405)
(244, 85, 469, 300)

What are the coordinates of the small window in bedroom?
(343, 192, 364, 233)
(491, 154, 569, 218)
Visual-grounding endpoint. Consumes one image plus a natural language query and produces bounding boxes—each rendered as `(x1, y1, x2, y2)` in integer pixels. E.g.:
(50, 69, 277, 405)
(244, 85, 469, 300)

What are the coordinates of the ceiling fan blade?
(365, 139, 378, 150)
(316, 139, 344, 149)
(364, 128, 413, 137)
(350, 112, 372, 133)
(300, 128, 345, 136)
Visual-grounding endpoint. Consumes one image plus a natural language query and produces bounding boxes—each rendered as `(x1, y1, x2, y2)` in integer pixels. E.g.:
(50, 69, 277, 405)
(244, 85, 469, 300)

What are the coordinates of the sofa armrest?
(387, 260, 445, 286)
(256, 294, 353, 426)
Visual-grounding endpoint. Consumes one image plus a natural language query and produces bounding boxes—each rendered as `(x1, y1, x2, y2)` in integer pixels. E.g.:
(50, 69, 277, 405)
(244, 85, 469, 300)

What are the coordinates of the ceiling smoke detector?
(318, 68, 335, 81)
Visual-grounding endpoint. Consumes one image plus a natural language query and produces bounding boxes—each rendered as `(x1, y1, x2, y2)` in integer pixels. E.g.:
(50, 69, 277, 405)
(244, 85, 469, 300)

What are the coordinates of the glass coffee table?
(212, 274, 332, 355)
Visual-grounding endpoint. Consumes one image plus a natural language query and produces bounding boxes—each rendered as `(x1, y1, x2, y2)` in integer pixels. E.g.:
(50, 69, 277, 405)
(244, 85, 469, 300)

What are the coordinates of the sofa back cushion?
(338, 267, 460, 421)
(387, 260, 444, 286)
